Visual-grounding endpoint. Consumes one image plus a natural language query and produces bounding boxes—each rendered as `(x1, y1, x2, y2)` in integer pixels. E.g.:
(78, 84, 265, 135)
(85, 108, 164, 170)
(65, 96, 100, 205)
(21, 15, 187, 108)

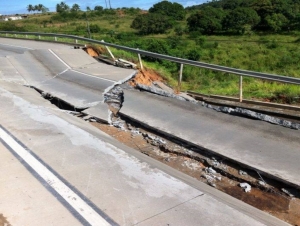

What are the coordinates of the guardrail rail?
(1, 31, 300, 102)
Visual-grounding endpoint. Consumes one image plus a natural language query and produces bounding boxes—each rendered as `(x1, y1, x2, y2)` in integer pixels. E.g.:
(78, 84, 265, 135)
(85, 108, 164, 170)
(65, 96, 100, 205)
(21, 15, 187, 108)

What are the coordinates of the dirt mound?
(83, 45, 165, 86)
(83, 45, 105, 57)
(130, 68, 164, 86)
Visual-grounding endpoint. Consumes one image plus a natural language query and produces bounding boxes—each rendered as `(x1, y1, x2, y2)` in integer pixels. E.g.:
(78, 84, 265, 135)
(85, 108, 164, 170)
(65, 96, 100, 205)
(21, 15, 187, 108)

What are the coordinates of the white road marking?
(48, 49, 71, 69)
(48, 49, 115, 83)
(71, 69, 115, 83)
(0, 127, 111, 226)
(0, 43, 34, 50)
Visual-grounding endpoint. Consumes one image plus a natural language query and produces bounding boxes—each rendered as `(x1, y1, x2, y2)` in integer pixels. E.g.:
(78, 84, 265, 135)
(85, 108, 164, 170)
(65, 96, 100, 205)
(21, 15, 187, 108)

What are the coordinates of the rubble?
(282, 188, 295, 197)
(202, 167, 222, 187)
(239, 170, 248, 176)
(258, 181, 267, 186)
(205, 167, 217, 174)
(202, 102, 300, 130)
(240, 183, 252, 192)
(103, 86, 126, 128)
(143, 133, 166, 146)
(136, 84, 197, 103)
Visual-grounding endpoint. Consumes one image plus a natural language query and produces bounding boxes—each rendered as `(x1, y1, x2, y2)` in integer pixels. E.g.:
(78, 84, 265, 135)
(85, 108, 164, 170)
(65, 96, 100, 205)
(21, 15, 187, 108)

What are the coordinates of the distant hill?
(186, 0, 300, 32)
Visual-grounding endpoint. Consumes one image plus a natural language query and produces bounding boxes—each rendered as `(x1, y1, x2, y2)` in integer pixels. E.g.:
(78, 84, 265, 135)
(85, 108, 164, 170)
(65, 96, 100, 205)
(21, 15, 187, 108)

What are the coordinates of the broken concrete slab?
(82, 102, 110, 123)
(153, 81, 174, 94)
(121, 89, 300, 187)
(178, 92, 197, 102)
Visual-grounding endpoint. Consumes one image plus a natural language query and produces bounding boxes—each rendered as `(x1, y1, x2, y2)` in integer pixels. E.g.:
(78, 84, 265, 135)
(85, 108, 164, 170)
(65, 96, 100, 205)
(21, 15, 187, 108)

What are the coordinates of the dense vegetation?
(0, 0, 300, 103)
(187, 0, 300, 34)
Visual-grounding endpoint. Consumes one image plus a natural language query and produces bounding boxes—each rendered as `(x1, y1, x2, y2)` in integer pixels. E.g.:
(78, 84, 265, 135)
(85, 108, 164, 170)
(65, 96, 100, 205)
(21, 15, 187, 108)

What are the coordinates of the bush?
(266, 40, 279, 49)
(131, 13, 173, 35)
(186, 49, 201, 61)
(142, 39, 170, 62)
(89, 24, 101, 33)
(174, 26, 184, 36)
(195, 36, 206, 47)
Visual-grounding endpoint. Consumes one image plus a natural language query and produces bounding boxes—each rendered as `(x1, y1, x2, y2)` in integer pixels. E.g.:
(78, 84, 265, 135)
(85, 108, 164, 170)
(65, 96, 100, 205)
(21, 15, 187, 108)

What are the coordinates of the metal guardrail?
(1, 31, 300, 102)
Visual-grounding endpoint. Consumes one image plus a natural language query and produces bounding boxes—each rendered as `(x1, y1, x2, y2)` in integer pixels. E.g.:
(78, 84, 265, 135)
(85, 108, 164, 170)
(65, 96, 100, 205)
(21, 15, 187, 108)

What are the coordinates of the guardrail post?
(137, 48, 143, 71)
(38, 35, 41, 40)
(14, 34, 17, 38)
(54, 37, 57, 41)
(101, 40, 115, 61)
(239, 76, 243, 102)
(75, 39, 78, 44)
(26, 35, 28, 39)
(178, 64, 184, 92)
(6, 33, 8, 37)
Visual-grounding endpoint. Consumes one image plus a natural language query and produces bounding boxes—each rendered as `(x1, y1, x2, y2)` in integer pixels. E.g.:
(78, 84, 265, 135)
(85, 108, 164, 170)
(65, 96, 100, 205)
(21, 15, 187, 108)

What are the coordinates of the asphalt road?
(0, 38, 291, 226)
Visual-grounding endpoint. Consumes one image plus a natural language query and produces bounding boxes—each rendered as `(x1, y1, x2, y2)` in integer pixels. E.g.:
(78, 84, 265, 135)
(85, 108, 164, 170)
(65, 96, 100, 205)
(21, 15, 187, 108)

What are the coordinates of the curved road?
(0, 38, 290, 226)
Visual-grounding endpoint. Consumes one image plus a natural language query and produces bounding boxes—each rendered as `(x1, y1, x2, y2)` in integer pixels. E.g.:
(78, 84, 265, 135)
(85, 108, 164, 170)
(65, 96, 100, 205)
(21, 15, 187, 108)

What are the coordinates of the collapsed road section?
(1, 40, 299, 225)
(32, 77, 300, 225)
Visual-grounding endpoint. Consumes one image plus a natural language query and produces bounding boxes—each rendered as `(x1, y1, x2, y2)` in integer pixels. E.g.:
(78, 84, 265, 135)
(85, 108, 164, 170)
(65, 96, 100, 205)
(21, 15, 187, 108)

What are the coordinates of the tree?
(251, 0, 273, 18)
(149, 1, 186, 20)
(56, 2, 70, 13)
(86, 6, 91, 11)
(131, 13, 173, 35)
(71, 4, 81, 12)
(34, 5, 39, 12)
(94, 6, 103, 11)
(265, 13, 289, 31)
(40, 5, 49, 13)
(223, 8, 260, 33)
(27, 4, 34, 14)
(187, 7, 225, 34)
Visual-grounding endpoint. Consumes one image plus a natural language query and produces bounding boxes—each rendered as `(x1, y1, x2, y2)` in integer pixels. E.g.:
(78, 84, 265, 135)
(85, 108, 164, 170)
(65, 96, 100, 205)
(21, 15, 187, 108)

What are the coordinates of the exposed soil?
(129, 68, 164, 87)
(83, 45, 166, 87)
(89, 120, 300, 226)
(0, 214, 11, 226)
(83, 45, 106, 58)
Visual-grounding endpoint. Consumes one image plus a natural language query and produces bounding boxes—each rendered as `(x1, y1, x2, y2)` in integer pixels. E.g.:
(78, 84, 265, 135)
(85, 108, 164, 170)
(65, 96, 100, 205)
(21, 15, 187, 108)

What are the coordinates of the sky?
(0, 0, 206, 15)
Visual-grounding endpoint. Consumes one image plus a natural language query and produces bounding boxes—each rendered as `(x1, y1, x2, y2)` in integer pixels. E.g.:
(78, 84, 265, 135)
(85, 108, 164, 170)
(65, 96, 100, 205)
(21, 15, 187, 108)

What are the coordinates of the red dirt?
(83, 45, 165, 87)
(130, 68, 164, 86)
(83, 46, 106, 57)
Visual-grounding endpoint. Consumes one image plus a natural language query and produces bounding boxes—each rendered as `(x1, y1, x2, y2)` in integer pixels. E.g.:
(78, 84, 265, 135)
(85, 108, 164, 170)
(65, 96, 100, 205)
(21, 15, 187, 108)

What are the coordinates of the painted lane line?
(48, 49, 71, 69)
(71, 69, 115, 83)
(48, 49, 116, 83)
(0, 127, 111, 226)
(0, 43, 34, 50)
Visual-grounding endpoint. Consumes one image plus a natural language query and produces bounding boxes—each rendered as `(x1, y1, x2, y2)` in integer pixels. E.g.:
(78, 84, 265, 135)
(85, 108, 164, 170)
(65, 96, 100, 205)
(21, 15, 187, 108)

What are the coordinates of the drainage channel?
(32, 86, 300, 226)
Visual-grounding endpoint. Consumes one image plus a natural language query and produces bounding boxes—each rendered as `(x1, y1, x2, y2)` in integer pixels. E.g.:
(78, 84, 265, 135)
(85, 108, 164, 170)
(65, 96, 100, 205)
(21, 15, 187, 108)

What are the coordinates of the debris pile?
(202, 167, 222, 187)
(202, 103, 300, 130)
(104, 86, 128, 129)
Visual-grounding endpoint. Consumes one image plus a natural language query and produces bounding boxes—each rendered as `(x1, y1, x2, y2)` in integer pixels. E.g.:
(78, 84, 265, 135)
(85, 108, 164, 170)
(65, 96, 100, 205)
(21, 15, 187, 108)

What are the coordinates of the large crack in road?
(29, 81, 300, 225)
(6, 45, 299, 225)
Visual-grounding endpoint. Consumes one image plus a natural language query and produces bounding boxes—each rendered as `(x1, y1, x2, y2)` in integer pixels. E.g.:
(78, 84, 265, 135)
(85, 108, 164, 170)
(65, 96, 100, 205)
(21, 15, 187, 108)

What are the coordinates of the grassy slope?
(3, 11, 300, 103)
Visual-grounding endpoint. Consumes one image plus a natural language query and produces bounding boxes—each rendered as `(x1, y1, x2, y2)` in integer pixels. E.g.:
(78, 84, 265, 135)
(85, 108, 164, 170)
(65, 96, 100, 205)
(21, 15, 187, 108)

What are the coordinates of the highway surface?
(0, 38, 293, 226)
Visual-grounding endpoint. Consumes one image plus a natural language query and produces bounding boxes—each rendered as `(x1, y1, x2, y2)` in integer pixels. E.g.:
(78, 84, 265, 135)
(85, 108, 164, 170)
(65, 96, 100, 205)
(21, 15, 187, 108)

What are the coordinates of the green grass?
(1, 11, 300, 103)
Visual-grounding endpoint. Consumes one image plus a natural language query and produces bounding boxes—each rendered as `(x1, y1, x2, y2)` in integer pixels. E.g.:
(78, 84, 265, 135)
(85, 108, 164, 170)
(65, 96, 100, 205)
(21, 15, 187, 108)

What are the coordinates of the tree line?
(27, 4, 49, 13)
(131, 0, 300, 35)
(186, 0, 300, 34)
